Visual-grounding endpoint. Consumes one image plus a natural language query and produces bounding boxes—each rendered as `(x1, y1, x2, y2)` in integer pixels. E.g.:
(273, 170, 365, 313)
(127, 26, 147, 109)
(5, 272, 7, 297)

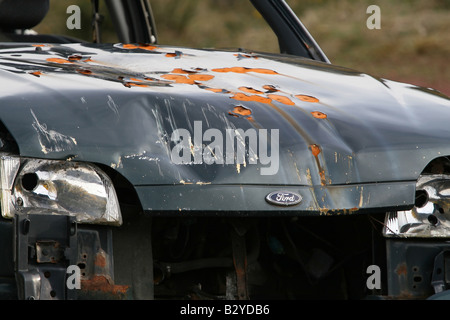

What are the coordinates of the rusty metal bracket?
(230, 220, 249, 300)
(431, 250, 450, 294)
(14, 213, 78, 300)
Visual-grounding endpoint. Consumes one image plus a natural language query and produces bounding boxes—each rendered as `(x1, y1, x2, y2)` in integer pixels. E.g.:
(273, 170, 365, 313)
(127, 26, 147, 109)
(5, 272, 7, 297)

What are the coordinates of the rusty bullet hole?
(309, 144, 321, 157)
(46, 57, 72, 64)
(296, 95, 319, 103)
(68, 54, 83, 61)
(171, 68, 196, 74)
(267, 94, 294, 105)
(161, 74, 195, 84)
(165, 51, 183, 58)
(76, 69, 93, 75)
(189, 74, 214, 81)
(311, 111, 327, 119)
(263, 85, 279, 93)
(121, 43, 157, 51)
(212, 67, 278, 75)
(29, 71, 42, 77)
(204, 87, 230, 94)
(234, 53, 258, 60)
(229, 105, 252, 118)
(231, 93, 271, 104)
(239, 86, 263, 94)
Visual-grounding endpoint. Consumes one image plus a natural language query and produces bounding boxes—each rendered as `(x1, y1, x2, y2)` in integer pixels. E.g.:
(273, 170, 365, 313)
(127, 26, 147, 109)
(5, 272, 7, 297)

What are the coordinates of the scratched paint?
(30, 109, 77, 154)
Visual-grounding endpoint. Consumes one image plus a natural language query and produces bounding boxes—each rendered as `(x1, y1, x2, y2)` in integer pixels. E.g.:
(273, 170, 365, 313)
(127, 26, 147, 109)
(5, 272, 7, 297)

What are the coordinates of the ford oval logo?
(265, 191, 302, 206)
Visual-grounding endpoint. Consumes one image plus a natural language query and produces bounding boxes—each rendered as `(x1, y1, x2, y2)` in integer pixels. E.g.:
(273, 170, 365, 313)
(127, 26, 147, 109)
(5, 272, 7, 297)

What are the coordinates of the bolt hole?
(438, 207, 445, 214)
(437, 268, 442, 275)
(413, 276, 422, 283)
(77, 263, 86, 270)
(21, 173, 39, 191)
(415, 190, 428, 208)
(50, 290, 56, 298)
(44, 271, 51, 278)
(428, 214, 438, 225)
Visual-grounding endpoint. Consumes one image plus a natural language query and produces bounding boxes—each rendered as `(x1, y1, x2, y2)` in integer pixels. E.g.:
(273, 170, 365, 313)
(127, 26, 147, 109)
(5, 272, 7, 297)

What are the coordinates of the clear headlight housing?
(0, 156, 122, 226)
(383, 174, 450, 238)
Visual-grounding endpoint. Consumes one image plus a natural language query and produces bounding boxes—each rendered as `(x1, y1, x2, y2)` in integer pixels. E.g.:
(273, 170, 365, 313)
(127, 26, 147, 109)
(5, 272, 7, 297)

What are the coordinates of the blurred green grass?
(34, 0, 450, 95)
(290, 0, 450, 95)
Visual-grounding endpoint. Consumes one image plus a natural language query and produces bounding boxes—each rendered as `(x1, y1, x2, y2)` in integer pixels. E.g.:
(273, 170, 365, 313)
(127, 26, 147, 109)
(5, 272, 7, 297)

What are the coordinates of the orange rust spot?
(165, 51, 182, 58)
(319, 170, 326, 184)
(171, 68, 191, 74)
(234, 53, 258, 59)
(231, 93, 271, 104)
(129, 77, 143, 82)
(396, 263, 408, 276)
(212, 67, 277, 75)
(29, 71, 43, 77)
(81, 276, 129, 296)
(311, 111, 327, 119)
(94, 252, 107, 268)
(232, 105, 252, 116)
(122, 44, 138, 49)
(309, 144, 321, 157)
(125, 82, 148, 87)
(32, 44, 46, 47)
(296, 95, 319, 103)
(137, 44, 157, 51)
(239, 86, 264, 94)
(161, 74, 195, 84)
(189, 74, 214, 81)
(76, 69, 92, 75)
(46, 57, 72, 64)
(263, 85, 279, 92)
(205, 87, 230, 93)
(250, 68, 278, 75)
(267, 94, 294, 105)
(246, 116, 254, 121)
(68, 54, 83, 61)
(212, 67, 246, 73)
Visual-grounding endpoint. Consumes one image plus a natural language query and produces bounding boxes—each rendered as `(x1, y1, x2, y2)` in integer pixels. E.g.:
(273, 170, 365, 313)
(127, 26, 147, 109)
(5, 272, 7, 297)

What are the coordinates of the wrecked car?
(0, 0, 450, 300)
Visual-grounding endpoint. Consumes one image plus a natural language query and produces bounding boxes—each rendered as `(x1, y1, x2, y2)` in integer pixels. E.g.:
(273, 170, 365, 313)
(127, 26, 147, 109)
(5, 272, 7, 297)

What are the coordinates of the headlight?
(0, 156, 122, 226)
(383, 174, 450, 238)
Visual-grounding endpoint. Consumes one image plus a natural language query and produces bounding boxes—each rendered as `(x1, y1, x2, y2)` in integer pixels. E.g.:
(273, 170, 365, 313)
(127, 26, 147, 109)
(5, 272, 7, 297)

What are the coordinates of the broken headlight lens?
(0, 156, 122, 226)
(383, 174, 450, 238)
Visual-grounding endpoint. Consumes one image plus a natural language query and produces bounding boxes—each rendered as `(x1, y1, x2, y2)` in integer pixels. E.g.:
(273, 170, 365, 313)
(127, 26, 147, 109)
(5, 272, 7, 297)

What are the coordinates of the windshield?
(30, 0, 279, 53)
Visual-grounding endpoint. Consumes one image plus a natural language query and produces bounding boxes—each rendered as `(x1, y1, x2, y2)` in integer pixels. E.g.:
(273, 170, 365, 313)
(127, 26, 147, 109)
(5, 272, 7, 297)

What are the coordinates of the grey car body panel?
(0, 43, 449, 214)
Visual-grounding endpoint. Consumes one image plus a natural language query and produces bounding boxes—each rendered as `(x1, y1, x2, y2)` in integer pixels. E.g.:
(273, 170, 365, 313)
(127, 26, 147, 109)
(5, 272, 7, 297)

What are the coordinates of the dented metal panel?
(0, 43, 449, 214)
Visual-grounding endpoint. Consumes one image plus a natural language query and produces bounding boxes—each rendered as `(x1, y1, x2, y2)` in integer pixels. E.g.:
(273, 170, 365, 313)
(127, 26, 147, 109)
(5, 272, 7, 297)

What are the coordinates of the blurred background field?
(35, 0, 450, 95)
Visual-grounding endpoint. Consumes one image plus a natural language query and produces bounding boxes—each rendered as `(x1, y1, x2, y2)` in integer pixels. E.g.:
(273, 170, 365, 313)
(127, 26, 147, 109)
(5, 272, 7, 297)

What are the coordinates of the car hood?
(0, 43, 449, 213)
